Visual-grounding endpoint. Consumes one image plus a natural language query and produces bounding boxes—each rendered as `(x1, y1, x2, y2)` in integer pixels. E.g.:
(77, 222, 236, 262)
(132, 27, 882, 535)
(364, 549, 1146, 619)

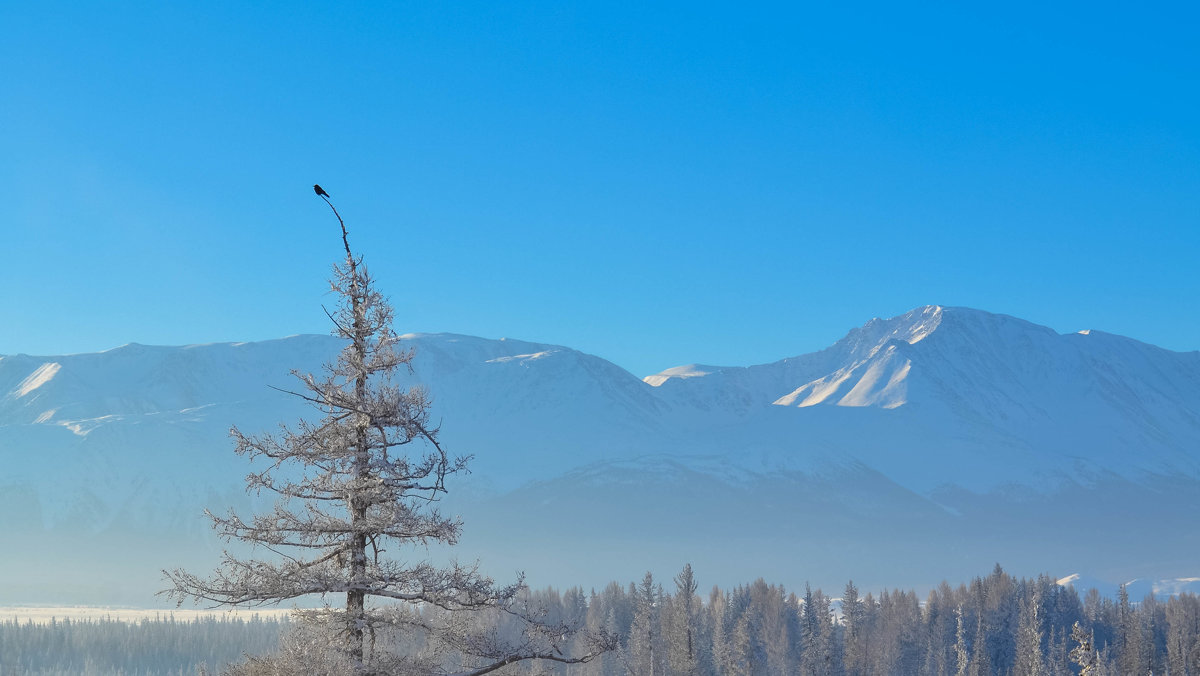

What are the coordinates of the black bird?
(313, 184, 330, 198)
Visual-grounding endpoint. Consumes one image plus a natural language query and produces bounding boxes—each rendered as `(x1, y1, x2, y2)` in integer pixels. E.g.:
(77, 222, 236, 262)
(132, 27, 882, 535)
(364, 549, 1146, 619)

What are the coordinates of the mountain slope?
(2, 306, 1198, 603)
(647, 305, 1200, 489)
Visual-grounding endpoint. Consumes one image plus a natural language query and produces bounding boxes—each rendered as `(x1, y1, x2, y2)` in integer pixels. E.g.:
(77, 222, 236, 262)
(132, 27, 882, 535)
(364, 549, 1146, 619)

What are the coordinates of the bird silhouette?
(313, 184, 330, 198)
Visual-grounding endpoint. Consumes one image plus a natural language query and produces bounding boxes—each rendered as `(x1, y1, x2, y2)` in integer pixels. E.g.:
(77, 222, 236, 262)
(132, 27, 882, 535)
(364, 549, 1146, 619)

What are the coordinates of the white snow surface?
(8, 361, 61, 398)
(643, 364, 720, 387)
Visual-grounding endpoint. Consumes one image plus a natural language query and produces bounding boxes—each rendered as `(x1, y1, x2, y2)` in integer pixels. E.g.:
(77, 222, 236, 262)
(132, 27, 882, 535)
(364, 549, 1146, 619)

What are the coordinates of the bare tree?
(163, 188, 614, 675)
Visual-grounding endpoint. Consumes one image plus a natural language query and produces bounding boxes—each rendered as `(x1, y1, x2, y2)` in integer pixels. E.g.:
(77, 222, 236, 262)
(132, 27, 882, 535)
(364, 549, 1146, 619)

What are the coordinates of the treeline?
(433, 564, 1200, 675)
(6, 566, 1200, 675)
(0, 614, 286, 675)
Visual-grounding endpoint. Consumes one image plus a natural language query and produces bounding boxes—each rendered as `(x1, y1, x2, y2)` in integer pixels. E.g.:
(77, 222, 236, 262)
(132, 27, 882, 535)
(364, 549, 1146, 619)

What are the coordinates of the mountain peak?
(849, 304, 946, 350)
(773, 305, 1084, 411)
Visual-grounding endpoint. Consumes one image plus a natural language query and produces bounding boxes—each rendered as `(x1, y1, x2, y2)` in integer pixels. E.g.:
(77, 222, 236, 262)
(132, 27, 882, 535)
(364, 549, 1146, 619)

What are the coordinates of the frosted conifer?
(163, 190, 615, 674)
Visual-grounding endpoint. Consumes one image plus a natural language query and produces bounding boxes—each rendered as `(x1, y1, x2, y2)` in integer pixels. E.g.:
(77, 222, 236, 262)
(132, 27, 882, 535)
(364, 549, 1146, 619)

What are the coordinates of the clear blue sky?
(3, 2, 1197, 377)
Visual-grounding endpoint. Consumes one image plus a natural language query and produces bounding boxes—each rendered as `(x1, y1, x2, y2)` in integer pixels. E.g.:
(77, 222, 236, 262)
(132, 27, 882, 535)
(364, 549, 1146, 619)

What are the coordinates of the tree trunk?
(346, 249, 369, 667)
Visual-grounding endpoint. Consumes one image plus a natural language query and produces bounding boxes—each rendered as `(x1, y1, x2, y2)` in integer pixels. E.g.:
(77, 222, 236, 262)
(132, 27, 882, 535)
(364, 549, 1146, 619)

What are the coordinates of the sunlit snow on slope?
(10, 362, 61, 398)
(773, 367, 859, 407)
(57, 414, 128, 437)
(643, 364, 718, 387)
(1056, 573, 1090, 588)
(486, 351, 556, 364)
(773, 347, 912, 408)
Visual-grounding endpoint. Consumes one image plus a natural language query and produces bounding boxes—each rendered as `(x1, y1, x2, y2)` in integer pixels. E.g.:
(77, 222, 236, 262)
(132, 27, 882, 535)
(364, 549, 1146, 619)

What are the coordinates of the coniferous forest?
(0, 614, 285, 675)
(6, 564, 1200, 675)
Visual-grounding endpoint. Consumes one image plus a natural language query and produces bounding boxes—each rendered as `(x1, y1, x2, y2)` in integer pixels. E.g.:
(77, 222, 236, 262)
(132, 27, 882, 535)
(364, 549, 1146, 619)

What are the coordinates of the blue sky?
(2, 2, 1197, 376)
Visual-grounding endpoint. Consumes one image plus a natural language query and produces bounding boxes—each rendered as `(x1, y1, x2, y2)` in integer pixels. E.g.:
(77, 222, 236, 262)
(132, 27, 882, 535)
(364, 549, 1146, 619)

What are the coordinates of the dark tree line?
(8, 564, 1200, 675)
(0, 614, 286, 675)
(402, 564, 1200, 676)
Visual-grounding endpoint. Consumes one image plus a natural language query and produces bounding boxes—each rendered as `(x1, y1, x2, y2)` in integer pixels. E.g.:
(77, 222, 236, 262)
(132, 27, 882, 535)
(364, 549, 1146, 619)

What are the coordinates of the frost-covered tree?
(954, 605, 969, 676)
(163, 190, 614, 674)
(1166, 593, 1200, 675)
(799, 584, 835, 676)
(842, 581, 866, 676)
(667, 563, 701, 676)
(1069, 621, 1099, 675)
(1116, 584, 1147, 676)
(628, 572, 661, 675)
(709, 587, 740, 676)
(1015, 589, 1045, 676)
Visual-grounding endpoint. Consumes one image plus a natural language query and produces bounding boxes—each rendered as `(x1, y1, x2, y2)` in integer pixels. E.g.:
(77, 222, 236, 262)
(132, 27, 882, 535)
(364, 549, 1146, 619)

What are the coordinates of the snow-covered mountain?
(2, 306, 1198, 604)
(645, 305, 1200, 490)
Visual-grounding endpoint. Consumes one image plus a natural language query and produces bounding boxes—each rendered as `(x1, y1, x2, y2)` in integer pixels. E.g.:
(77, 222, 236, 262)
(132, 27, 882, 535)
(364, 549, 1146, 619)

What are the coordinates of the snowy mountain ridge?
(643, 305, 1200, 488)
(2, 305, 1199, 604)
(4, 305, 1200, 493)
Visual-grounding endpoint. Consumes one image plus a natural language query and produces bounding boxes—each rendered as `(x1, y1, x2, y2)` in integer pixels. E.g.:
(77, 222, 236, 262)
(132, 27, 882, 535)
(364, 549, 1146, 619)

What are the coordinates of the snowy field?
(0, 605, 294, 625)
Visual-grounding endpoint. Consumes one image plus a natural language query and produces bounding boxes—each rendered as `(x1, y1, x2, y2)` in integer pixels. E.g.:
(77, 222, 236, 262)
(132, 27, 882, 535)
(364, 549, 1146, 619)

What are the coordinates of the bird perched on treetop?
(313, 184, 330, 198)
